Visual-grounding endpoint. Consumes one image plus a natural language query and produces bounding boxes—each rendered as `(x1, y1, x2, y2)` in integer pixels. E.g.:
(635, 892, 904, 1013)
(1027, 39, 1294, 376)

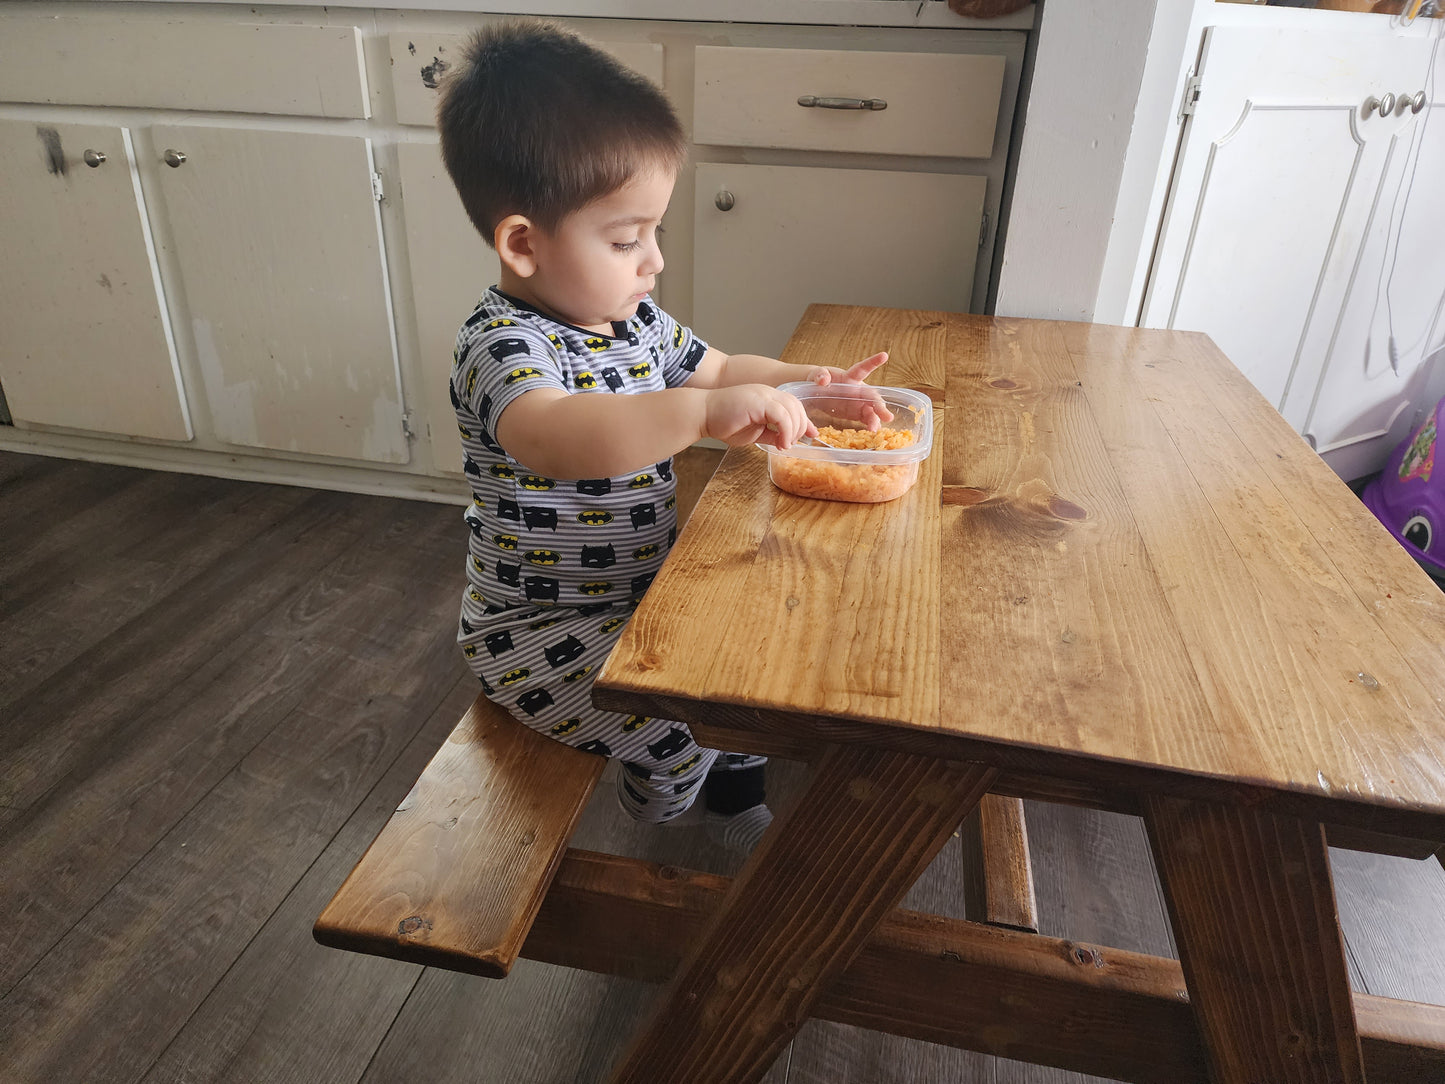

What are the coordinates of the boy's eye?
(612, 240, 641, 253)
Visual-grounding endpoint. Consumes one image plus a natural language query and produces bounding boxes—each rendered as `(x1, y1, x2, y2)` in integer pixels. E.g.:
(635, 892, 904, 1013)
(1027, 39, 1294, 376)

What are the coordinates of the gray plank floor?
(1, 450, 1441, 1084)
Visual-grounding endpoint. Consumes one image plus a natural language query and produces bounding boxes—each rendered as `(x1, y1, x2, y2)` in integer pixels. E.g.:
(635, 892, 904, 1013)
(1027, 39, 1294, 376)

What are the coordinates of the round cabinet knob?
(163, 149, 188, 168)
(1409, 89, 1427, 115)
(83, 149, 107, 168)
(1364, 92, 1397, 118)
(715, 189, 735, 212)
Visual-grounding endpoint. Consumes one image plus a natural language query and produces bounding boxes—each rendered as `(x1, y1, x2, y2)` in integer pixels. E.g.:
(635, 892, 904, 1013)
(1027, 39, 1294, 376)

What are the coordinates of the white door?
(1140, 25, 1438, 479)
(0, 119, 189, 440)
(694, 162, 985, 359)
(151, 125, 408, 463)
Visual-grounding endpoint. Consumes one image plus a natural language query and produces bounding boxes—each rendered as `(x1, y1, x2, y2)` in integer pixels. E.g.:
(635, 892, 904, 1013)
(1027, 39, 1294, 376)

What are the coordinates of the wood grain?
(1144, 795, 1365, 1084)
(315, 695, 604, 978)
(601, 309, 1445, 838)
(522, 848, 1445, 1084)
(605, 747, 996, 1084)
(959, 793, 1038, 931)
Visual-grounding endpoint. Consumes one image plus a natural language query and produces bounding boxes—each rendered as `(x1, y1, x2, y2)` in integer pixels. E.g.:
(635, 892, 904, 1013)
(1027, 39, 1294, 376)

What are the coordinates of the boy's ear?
(494, 215, 539, 279)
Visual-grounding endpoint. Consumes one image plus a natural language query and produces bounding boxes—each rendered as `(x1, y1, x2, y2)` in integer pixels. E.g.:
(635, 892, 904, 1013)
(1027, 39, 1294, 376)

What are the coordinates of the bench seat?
(314, 693, 604, 978)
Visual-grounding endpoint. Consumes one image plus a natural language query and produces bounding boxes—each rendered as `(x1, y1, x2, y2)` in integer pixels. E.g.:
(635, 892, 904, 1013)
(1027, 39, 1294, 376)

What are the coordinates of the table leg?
(1143, 795, 1366, 1084)
(605, 744, 997, 1084)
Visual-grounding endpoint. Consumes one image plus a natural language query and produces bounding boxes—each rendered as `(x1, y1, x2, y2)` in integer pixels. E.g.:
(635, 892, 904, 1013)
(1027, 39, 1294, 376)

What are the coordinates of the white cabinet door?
(151, 125, 407, 463)
(1288, 40, 1445, 482)
(693, 163, 985, 359)
(397, 140, 500, 475)
(0, 119, 189, 440)
(1140, 25, 1436, 479)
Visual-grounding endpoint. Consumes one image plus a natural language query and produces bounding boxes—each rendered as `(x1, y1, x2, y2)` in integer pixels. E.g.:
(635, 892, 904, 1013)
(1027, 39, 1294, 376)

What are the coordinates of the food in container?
(762, 382, 934, 503)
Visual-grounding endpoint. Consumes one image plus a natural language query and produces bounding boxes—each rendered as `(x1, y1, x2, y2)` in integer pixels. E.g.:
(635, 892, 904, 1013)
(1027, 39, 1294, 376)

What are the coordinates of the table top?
(595, 306, 1445, 840)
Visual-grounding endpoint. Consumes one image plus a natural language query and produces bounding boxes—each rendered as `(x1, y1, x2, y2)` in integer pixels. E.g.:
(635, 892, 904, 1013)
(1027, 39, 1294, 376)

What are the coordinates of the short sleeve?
(451, 314, 567, 439)
(640, 301, 709, 388)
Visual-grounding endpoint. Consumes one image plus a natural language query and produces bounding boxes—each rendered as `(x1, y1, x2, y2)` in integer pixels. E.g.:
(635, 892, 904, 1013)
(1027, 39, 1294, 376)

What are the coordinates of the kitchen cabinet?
(0, 118, 190, 441)
(150, 124, 407, 463)
(1141, 24, 1444, 482)
(693, 163, 986, 357)
(0, 5, 1024, 501)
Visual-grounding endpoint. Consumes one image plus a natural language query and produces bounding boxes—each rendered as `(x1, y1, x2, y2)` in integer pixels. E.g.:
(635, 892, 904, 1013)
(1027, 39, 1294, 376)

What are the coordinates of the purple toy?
(1361, 396, 1444, 578)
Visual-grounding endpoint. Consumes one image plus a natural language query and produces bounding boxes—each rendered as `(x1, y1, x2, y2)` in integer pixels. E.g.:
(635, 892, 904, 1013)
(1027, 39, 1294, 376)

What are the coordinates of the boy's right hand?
(705, 384, 817, 450)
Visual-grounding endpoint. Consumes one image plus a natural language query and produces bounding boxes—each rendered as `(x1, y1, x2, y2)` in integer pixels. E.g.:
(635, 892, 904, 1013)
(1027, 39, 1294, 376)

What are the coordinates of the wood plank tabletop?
(594, 306, 1445, 841)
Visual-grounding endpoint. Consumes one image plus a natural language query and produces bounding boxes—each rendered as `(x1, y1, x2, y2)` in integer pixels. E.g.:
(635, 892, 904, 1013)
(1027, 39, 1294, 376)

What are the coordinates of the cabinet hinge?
(1179, 72, 1203, 122)
(371, 171, 385, 202)
(401, 412, 416, 441)
(978, 209, 991, 248)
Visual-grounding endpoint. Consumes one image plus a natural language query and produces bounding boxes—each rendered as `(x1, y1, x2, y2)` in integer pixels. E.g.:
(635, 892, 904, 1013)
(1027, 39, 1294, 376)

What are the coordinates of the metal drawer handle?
(797, 95, 887, 111)
(1364, 92, 1396, 118)
(715, 189, 735, 212)
(163, 149, 187, 168)
(1408, 89, 1427, 115)
(83, 149, 107, 167)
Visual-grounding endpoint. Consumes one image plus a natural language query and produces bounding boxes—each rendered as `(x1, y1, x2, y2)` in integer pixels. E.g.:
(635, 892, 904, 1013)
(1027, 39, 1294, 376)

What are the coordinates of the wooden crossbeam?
(959, 793, 1039, 932)
(522, 849, 1445, 1084)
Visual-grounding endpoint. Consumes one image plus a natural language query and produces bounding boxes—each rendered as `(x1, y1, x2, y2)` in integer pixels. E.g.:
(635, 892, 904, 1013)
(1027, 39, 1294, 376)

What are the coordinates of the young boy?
(436, 21, 888, 852)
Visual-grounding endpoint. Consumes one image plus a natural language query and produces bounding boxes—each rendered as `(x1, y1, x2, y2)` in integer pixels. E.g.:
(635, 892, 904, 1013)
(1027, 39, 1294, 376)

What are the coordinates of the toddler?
(437, 21, 888, 852)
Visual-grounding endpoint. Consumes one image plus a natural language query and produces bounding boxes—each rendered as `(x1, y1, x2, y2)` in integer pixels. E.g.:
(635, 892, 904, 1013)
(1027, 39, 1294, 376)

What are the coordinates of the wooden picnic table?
(591, 305, 1445, 1084)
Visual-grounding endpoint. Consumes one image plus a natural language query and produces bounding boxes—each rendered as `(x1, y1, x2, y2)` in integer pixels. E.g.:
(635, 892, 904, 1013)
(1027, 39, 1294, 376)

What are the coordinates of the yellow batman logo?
(505, 367, 543, 385)
(499, 667, 530, 687)
(577, 509, 613, 526)
(457, 423, 472, 438)
(550, 718, 581, 736)
(632, 544, 660, 560)
(628, 361, 653, 378)
(621, 714, 649, 732)
(489, 463, 514, 479)
(664, 495, 677, 510)
(573, 371, 597, 389)
(463, 644, 477, 658)
(525, 549, 561, 566)
(564, 665, 594, 684)
(578, 582, 613, 596)
(629, 475, 654, 489)
(466, 367, 479, 397)
(673, 325, 683, 348)
(468, 587, 484, 603)
(493, 534, 518, 550)
(668, 752, 704, 776)
(600, 616, 627, 634)
(530, 614, 563, 631)
(582, 337, 611, 353)
(546, 331, 564, 350)
(485, 318, 518, 330)
(471, 555, 486, 573)
(519, 476, 555, 491)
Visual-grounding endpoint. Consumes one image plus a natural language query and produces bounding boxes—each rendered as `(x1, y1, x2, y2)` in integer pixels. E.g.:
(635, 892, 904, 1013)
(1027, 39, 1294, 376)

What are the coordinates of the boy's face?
(523, 164, 675, 332)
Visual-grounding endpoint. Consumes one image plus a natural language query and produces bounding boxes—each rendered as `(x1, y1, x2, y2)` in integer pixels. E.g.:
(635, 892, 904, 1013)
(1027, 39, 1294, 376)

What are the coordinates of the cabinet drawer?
(390, 32, 665, 127)
(694, 46, 1005, 158)
(0, 15, 369, 119)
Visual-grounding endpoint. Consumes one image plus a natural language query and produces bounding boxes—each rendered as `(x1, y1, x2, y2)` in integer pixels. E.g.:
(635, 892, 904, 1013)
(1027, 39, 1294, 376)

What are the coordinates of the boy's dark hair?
(437, 22, 687, 247)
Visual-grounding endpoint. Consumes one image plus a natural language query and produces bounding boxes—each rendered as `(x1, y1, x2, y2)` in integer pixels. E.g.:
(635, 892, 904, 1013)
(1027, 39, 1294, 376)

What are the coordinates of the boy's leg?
(703, 752, 772, 853)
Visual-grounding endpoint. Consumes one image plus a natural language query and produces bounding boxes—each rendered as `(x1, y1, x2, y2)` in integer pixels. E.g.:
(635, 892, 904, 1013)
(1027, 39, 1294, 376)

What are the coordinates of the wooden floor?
(1, 448, 1442, 1084)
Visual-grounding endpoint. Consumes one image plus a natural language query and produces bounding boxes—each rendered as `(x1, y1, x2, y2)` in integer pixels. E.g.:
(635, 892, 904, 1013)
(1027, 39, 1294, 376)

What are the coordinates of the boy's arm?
(689, 348, 894, 428)
(494, 384, 815, 480)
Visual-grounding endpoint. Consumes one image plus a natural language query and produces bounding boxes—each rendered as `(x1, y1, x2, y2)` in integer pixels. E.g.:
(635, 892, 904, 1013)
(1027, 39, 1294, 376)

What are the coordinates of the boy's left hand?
(804, 351, 894, 430)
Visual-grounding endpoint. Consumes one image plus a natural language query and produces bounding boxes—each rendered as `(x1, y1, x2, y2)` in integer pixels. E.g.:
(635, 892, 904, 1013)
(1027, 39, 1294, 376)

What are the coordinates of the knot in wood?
(397, 915, 432, 937)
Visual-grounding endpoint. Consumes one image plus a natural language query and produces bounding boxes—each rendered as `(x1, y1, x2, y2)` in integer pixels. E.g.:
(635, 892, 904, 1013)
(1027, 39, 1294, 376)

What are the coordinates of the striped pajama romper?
(451, 287, 764, 822)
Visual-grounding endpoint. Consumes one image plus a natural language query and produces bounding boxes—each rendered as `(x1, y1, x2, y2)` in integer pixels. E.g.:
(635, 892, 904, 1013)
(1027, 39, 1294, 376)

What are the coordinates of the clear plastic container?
(762, 382, 934, 503)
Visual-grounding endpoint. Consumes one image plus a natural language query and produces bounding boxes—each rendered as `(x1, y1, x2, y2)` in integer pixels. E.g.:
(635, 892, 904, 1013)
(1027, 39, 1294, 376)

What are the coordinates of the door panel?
(153, 125, 407, 463)
(694, 162, 985, 359)
(0, 119, 189, 440)
(397, 140, 500, 475)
